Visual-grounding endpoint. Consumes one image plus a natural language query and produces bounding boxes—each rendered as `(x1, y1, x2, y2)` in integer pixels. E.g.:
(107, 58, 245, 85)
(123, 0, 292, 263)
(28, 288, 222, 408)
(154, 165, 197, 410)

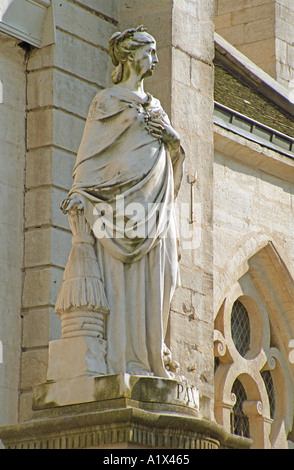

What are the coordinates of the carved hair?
(109, 25, 155, 84)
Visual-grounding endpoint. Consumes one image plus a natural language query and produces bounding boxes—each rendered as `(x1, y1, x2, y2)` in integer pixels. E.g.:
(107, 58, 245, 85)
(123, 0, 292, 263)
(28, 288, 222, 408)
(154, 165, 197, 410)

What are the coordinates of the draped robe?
(68, 85, 184, 378)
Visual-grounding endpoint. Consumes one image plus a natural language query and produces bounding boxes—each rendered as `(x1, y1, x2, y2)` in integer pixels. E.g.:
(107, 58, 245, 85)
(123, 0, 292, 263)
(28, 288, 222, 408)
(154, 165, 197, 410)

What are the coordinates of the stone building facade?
(0, 0, 293, 449)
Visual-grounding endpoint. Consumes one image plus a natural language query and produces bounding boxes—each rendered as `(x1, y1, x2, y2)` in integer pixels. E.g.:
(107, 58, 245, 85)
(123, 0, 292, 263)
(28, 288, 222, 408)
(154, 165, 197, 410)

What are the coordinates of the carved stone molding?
(0, 413, 220, 450)
(213, 251, 294, 448)
(0, 374, 252, 449)
(0, 0, 54, 47)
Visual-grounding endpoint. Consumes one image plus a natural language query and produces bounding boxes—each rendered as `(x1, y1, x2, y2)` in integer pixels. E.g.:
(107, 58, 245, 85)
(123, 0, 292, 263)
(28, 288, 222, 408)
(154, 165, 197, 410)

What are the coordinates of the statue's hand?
(60, 196, 84, 214)
(147, 117, 180, 150)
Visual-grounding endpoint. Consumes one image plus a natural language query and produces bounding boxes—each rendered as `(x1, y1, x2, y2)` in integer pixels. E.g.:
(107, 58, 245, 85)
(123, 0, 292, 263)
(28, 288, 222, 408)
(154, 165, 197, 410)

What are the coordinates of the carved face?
(130, 42, 159, 79)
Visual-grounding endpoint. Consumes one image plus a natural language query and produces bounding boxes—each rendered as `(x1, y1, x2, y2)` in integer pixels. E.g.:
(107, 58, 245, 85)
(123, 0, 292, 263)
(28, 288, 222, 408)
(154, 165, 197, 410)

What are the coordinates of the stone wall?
(19, 0, 118, 422)
(213, 127, 294, 448)
(215, 0, 276, 78)
(215, 0, 294, 87)
(0, 37, 26, 426)
(214, 129, 294, 312)
(275, 0, 294, 88)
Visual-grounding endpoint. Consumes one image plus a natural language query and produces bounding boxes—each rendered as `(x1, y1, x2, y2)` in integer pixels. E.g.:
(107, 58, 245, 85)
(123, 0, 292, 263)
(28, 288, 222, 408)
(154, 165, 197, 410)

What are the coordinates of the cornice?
(0, 0, 54, 48)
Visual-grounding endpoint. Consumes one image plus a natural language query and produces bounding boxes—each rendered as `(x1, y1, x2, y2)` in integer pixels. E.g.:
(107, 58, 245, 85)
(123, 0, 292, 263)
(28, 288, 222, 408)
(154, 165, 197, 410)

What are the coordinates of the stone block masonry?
(19, 0, 118, 422)
(0, 38, 26, 427)
(215, 0, 276, 78)
(215, 0, 294, 87)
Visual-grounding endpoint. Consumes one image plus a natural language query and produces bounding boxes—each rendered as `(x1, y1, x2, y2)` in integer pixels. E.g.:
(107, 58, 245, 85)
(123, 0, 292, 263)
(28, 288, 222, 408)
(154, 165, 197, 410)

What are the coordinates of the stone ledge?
(0, 375, 252, 449)
(32, 374, 200, 418)
(0, 405, 251, 450)
(214, 125, 294, 183)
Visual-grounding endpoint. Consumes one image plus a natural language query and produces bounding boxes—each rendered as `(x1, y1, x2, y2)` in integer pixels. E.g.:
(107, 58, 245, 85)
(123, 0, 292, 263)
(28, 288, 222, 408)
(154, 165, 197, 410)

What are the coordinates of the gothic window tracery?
(214, 276, 293, 449)
(230, 378, 250, 438)
(231, 300, 250, 358)
(261, 370, 275, 420)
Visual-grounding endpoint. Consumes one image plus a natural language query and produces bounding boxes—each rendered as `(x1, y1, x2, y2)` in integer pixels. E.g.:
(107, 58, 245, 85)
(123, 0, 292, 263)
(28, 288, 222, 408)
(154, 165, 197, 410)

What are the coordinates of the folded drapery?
(56, 85, 184, 378)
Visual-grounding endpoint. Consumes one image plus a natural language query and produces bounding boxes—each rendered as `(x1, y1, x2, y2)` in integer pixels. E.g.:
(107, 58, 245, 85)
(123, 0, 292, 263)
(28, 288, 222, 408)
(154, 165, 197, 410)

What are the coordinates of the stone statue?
(55, 26, 185, 379)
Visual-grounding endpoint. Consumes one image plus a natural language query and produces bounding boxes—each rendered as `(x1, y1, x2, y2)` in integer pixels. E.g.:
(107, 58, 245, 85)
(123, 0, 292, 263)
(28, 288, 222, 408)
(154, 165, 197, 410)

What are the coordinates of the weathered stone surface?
(26, 147, 76, 192)
(231, 3, 275, 24)
(53, 0, 117, 48)
(0, 384, 252, 449)
(22, 267, 63, 309)
(33, 374, 200, 416)
(27, 108, 85, 154)
(25, 187, 69, 230)
(75, 0, 118, 20)
(244, 17, 274, 43)
(22, 308, 52, 349)
(215, 0, 294, 86)
(217, 0, 273, 15)
(53, 29, 112, 88)
(46, 336, 107, 383)
(20, 349, 48, 390)
(215, 0, 275, 77)
(0, 37, 26, 427)
(25, 228, 71, 269)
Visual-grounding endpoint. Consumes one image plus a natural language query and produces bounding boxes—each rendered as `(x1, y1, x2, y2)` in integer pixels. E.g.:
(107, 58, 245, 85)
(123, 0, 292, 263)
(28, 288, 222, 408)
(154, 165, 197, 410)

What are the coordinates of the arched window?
(261, 370, 275, 420)
(231, 299, 250, 357)
(214, 243, 294, 448)
(214, 287, 292, 449)
(230, 379, 250, 438)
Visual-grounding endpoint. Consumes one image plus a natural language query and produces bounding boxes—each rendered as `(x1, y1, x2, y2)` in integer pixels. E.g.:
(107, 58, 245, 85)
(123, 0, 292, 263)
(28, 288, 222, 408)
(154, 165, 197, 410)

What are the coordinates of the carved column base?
(60, 310, 105, 339)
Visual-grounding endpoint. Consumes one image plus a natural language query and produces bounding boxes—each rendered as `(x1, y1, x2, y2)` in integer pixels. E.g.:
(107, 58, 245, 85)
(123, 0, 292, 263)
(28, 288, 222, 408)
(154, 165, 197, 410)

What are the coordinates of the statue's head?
(109, 26, 158, 84)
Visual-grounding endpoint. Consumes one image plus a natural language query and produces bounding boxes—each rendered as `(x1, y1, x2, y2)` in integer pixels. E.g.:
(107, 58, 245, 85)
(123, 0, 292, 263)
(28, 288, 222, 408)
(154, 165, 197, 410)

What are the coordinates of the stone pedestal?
(33, 373, 200, 413)
(0, 374, 252, 450)
(47, 336, 107, 381)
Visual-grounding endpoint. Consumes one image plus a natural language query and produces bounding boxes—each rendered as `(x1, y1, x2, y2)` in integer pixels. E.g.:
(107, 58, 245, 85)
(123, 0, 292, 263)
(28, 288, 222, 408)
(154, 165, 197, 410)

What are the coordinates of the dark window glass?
(230, 379, 250, 438)
(261, 370, 275, 419)
(231, 300, 250, 357)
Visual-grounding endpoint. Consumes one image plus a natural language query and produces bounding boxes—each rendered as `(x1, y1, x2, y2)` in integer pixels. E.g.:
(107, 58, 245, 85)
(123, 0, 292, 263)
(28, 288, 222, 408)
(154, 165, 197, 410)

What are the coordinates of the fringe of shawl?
(55, 212, 110, 315)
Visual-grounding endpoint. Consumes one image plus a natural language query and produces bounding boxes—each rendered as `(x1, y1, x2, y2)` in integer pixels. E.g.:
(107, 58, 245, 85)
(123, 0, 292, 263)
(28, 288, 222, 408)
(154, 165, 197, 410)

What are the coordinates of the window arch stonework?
(214, 278, 293, 449)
